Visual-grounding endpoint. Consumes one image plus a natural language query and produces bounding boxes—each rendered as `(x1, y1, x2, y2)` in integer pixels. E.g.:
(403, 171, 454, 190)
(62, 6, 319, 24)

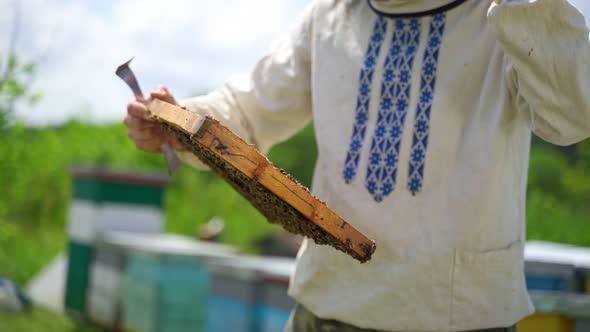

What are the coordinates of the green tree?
(0, 53, 42, 128)
(0, 0, 44, 129)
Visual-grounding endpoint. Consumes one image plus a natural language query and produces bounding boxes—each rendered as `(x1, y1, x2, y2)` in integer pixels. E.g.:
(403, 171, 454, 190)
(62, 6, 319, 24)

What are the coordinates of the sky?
(1, 0, 309, 125)
(1, 0, 590, 126)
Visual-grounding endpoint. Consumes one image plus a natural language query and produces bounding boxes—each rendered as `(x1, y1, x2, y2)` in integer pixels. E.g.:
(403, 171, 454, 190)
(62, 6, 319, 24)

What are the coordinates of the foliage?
(0, 53, 42, 128)
(526, 140, 590, 246)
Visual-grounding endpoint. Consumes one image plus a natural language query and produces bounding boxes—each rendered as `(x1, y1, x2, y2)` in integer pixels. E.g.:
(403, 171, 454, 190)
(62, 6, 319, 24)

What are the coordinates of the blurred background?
(1, 0, 590, 331)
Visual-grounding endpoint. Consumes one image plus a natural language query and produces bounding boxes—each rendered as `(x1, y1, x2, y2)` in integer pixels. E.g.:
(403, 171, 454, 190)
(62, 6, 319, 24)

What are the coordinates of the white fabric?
(177, 0, 590, 330)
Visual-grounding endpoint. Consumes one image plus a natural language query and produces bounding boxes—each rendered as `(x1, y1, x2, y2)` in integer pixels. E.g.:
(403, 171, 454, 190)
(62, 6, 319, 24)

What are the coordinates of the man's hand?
(124, 85, 181, 153)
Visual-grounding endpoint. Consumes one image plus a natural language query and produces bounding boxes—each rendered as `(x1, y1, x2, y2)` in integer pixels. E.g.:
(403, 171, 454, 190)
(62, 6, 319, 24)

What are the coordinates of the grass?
(0, 307, 99, 332)
(1, 225, 67, 286)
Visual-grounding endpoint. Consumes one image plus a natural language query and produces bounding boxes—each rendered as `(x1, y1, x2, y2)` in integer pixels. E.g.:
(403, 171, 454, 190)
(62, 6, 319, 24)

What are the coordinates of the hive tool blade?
(116, 57, 182, 175)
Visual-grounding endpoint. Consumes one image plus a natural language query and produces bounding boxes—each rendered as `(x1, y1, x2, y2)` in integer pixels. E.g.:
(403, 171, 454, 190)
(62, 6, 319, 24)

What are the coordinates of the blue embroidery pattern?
(342, 14, 447, 201)
(407, 13, 446, 195)
(343, 16, 388, 183)
(365, 18, 421, 202)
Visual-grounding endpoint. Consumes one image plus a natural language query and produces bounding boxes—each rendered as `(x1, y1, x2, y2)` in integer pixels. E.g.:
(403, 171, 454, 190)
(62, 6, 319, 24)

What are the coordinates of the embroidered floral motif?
(343, 16, 388, 183)
(407, 13, 446, 195)
(365, 18, 421, 202)
(342, 13, 447, 201)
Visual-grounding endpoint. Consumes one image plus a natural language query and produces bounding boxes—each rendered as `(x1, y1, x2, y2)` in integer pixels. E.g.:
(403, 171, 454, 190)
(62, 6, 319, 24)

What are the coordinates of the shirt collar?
(368, 0, 469, 17)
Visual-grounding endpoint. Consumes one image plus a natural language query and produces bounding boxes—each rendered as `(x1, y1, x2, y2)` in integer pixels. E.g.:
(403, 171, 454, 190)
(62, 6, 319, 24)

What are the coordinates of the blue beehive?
(206, 257, 295, 332)
(207, 258, 259, 332)
(525, 261, 577, 292)
(525, 241, 590, 293)
(521, 242, 590, 332)
(257, 260, 295, 332)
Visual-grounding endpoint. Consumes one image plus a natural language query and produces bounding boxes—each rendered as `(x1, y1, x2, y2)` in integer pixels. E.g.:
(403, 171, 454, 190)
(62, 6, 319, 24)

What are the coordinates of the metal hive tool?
(116, 57, 182, 175)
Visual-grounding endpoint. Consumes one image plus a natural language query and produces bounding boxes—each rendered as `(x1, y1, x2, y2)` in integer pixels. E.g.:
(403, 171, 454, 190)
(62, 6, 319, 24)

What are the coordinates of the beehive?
(518, 314, 574, 332)
(110, 233, 235, 332)
(525, 261, 577, 292)
(525, 241, 590, 293)
(87, 242, 126, 328)
(65, 169, 166, 318)
(64, 241, 93, 318)
(123, 254, 209, 332)
(207, 260, 259, 332)
(257, 261, 295, 332)
(521, 291, 590, 332)
(206, 256, 295, 332)
(582, 268, 590, 296)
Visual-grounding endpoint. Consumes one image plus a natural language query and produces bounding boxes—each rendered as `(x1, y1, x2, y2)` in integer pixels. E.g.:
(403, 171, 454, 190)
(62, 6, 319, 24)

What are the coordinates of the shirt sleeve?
(488, 0, 590, 146)
(175, 3, 314, 169)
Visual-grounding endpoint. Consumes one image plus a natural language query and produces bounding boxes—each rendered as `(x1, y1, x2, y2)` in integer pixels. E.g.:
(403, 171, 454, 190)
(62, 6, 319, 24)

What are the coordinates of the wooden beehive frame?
(147, 99, 376, 262)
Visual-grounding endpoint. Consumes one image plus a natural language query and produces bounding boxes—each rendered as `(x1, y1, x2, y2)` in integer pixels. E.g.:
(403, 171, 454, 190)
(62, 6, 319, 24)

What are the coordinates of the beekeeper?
(124, 0, 590, 331)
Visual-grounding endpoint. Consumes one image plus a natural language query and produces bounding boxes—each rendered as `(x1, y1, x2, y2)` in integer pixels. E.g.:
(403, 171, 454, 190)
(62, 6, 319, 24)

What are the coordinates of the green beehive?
(123, 254, 209, 332)
(65, 169, 167, 318)
(64, 241, 94, 316)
